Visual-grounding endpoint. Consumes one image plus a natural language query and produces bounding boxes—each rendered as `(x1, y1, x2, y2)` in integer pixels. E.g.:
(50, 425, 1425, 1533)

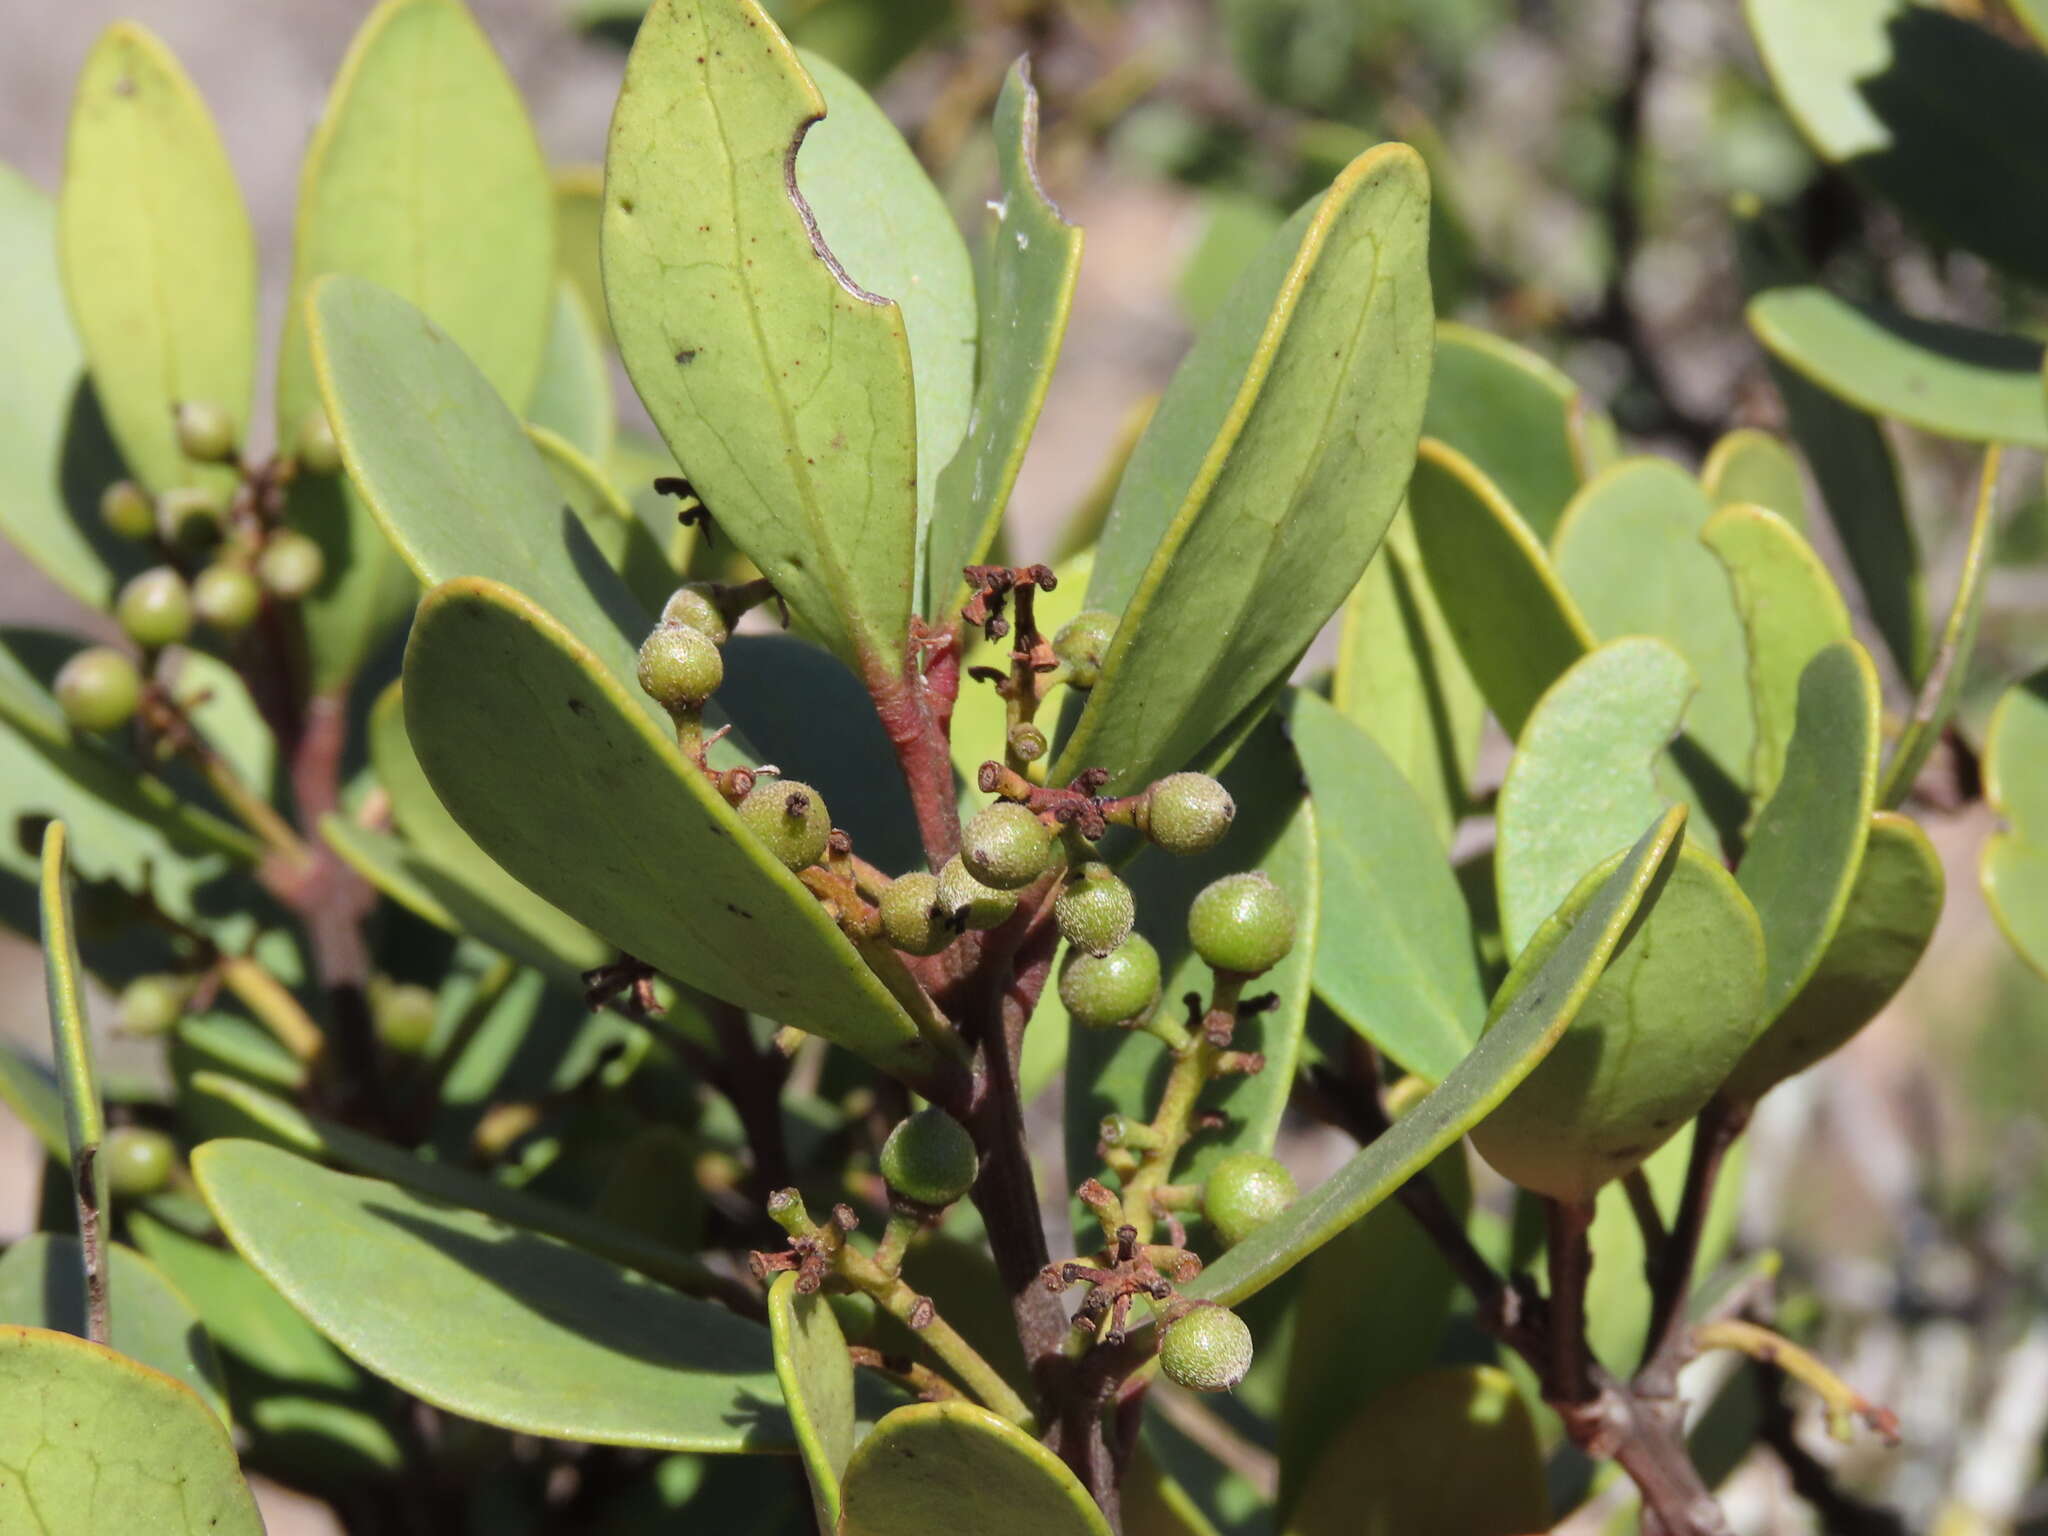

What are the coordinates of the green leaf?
(528, 278, 617, 465)
(1735, 642, 1882, 1021)
(1290, 690, 1484, 1083)
(553, 164, 611, 346)
(0, 1235, 229, 1425)
(1408, 437, 1593, 740)
(1495, 638, 1693, 958)
(403, 577, 937, 1078)
(1744, 0, 2048, 290)
(1282, 1365, 1547, 1536)
(0, 1325, 261, 1534)
(1879, 450, 1999, 807)
(528, 423, 680, 617)
(0, 165, 144, 611)
(1982, 668, 2048, 978)
(927, 60, 1082, 620)
(1331, 508, 1484, 845)
(769, 1271, 855, 1530)
(1186, 807, 1687, 1307)
(1473, 843, 1766, 1203)
(40, 822, 103, 1159)
(58, 23, 253, 500)
(1421, 321, 1615, 541)
(1059, 144, 1434, 792)
(1750, 289, 2048, 449)
(604, 0, 920, 685)
(1700, 503, 1852, 803)
(194, 1139, 791, 1452)
(1702, 427, 1808, 534)
(1725, 811, 1942, 1104)
(0, 1042, 65, 1160)
(839, 1401, 1113, 1536)
(1552, 458, 1755, 802)
(1064, 715, 1317, 1227)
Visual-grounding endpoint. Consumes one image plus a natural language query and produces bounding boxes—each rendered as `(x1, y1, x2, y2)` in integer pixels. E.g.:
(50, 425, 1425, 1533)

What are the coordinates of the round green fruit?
(936, 856, 1018, 931)
(257, 531, 326, 601)
(116, 974, 187, 1037)
(154, 487, 225, 552)
(880, 872, 952, 956)
(296, 407, 343, 476)
(878, 1107, 978, 1207)
(740, 779, 831, 871)
(1187, 872, 1295, 976)
(115, 568, 193, 650)
(962, 802, 1055, 891)
(54, 647, 142, 734)
(1053, 610, 1117, 688)
(1159, 1305, 1254, 1393)
(637, 624, 724, 715)
(374, 982, 438, 1056)
(659, 584, 730, 646)
(1202, 1151, 1298, 1247)
(102, 1126, 177, 1200)
(99, 480, 155, 542)
(173, 400, 237, 463)
(1058, 933, 1160, 1028)
(1145, 773, 1236, 857)
(1055, 863, 1135, 958)
(192, 562, 263, 635)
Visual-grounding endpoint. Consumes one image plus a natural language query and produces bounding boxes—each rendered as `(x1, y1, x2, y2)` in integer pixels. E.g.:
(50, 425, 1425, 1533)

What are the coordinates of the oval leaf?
(1702, 427, 1808, 533)
(840, 1401, 1113, 1536)
(770, 1271, 855, 1530)
(1983, 668, 2048, 978)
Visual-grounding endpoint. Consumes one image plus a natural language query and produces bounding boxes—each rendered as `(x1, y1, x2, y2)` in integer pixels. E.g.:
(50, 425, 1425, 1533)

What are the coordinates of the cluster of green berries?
(1058, 870, 1295, 1030)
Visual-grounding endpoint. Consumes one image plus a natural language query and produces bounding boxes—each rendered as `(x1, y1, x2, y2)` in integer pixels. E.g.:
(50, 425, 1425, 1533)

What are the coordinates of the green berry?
(962, 802, 1055, 891)
(99, 480, 155, 542)
(659, 584, 731, 646)
(1202, 1152, 1298, 1247)
(739, 779, 831, 871)
(1055, 863, 1135, 958)
(155, 486, 225, 551)
(1159, 1305, 1254, 1393)
(53, 647, 142, 733)
(102, 1126, 176, 1200)
(192, 562, 263, 635)
(1053, 610, 1117, 688)
(1058, 933, 1161, 1028)
(637, 624, 724, 715)
(116, 974, 187, 1036)
(115, 567, 193, 650)
(173, 400, 237, 463)
(880, 872, 952, 956)
(1145, 773, 1236, 857)
(1187, 872, 1295, 976)
(878, 1107, 978, 1207)
(257, 531, 326, 600)
(936, 855, 1018, 931)
(296, 407, 343, 476)
(373, 982, 438, 1056)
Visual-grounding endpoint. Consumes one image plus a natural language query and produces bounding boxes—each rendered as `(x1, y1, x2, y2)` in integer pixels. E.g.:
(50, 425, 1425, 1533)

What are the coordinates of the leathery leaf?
(1983, 668, 2048, 978)
(839, 1401, 1112, 1536)
(770, 1271, 856, 1530)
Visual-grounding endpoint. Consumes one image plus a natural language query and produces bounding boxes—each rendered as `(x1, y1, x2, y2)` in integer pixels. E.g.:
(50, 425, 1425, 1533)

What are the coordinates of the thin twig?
(1639, 1098, 1750, 1393)
(1694, 1320, 1899, 1445)
(72, 1146, 109, 1345)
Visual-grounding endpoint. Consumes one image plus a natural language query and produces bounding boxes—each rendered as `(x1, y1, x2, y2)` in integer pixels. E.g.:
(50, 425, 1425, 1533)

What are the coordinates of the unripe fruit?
(739, 779, 831, 871)
(1188, 872, 1295, 976)
(1202, 1151, 1298, 1247)
(637, 624, 724, 715)
(1054, 610, 1117, 688)
(880, 872, 952, 956)
(962, 802, 1055, 891)
(192, 562, 263, 635)
(296, 407, 343, 476)
(936, 855, 1018, 931)
(1159, 1305, 1254, 1393)
(173, 400, 237, 463)
(99, 480, 155, 542)
(53, 647, 142, 733)
(115, 568, 193, 650)
(155, 486, 225, 551)
(116, 974, 186, 1036)
(1055, 863, 1136, 958)
(659, 584, 730, 647)
(257, 531, 326, 601)
(102, 1126, 176, 1200)
(373, 982, 438, 1056)
(1058, 933, 1161, 1028)
(878, 1107, 978, 1207)
(1145, 773, 1236, 857)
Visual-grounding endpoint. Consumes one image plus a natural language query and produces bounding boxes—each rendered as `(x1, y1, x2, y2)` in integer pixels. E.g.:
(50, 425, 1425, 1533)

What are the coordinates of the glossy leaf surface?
(1060, 144, 1434, 792)
(1291, 690, 1483, 1082)
(59, 24, 253, 500)
(769, 1271, 854, 1530)
(0, 1325, 261, 1534)
(840, 1402, 1113, 1536)
(1702, 428, 1807, 533)
(1983, 668, 2048, 978)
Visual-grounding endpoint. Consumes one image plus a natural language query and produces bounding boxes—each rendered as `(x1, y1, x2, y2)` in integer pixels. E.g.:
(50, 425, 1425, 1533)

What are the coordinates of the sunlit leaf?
(839, 1401, 1112, 1536)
